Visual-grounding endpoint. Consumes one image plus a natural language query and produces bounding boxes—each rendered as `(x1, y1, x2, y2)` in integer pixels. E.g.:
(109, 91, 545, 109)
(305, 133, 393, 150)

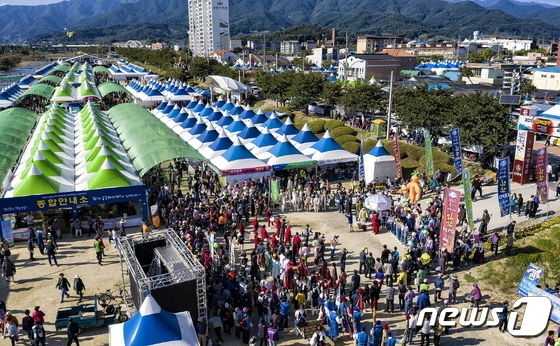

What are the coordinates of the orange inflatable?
(402, 175, 422, 203)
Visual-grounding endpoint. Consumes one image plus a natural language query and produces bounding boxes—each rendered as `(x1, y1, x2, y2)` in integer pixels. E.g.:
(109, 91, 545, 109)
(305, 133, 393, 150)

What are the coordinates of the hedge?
(342, 142, 360, 154)
(324, 119, 344, 130)
(335, 134, 359, 145)
(308, 120, 325, 133)
(330, 126, 356, 137)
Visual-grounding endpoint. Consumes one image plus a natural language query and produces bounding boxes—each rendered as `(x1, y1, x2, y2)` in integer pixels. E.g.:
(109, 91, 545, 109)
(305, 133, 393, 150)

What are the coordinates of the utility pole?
(386, 70, 394, 140)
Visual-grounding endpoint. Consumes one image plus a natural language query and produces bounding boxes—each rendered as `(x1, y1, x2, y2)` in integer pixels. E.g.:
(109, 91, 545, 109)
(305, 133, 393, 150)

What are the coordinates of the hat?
(423, 279, 428, 283)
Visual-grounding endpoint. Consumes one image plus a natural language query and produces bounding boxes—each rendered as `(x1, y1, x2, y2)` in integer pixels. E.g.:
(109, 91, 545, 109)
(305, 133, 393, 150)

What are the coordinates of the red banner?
(535, 148, 548, 203)
(439, 188, 462, 253)
(392, 136, 402, 180)
(512, 130, 535, 185)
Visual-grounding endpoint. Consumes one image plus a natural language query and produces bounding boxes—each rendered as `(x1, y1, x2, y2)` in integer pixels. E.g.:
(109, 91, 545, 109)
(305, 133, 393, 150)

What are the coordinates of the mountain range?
(0, 0, 559, 43)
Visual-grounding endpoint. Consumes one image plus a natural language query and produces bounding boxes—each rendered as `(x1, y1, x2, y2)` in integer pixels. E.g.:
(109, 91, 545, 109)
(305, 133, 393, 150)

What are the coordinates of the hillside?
(1, 0, 559, 42)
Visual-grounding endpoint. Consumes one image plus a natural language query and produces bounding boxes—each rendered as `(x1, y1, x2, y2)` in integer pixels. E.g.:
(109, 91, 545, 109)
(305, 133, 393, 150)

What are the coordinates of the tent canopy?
(108, 103, 203, 176)
(206, 75, 249, 94)
(0, 107, 38, 183)
(18, 83, 55, 101)
(99, 82, 129, 98)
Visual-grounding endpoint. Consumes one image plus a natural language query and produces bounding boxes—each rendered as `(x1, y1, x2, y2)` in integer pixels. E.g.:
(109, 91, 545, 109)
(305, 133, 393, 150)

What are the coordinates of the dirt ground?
(1, 210, 549, 345)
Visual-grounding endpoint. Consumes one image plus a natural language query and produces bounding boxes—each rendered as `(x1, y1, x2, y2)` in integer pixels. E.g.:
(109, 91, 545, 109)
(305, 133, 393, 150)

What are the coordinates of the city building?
(532, 67, 560, 91)
(383, 42, 458, 58)
(210, 50, 238, 65)
(306, 47, 338, 68)
(229, 39, 243, 50)
(337, 54, 416, 82)
(150, 42, 167, 50)
(356, 35, 404, 54)
(280, 40, 301, 55)
(462, 63, 504, 86)
(188, 0, 230, 57)
(462, 32, 533, 53)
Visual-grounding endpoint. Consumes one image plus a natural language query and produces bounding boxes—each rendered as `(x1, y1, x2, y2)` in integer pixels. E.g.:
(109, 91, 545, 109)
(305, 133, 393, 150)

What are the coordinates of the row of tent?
(126, 79, 210, 103)
(151, 99, 358, 181)
(3, 102, 142, 198)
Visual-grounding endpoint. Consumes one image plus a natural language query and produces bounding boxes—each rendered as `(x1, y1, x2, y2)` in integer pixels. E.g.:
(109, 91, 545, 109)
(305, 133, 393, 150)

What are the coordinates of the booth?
(363, 140, 396, 184)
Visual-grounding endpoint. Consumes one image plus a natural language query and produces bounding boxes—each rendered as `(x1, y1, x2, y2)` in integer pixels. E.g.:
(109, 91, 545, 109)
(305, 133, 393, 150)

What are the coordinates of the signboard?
(462, 169, 475, 231)
(534, 148, 549, 203)
(392, 136, 402, 180)
(439, 188, 461, 253)
(518, 263, 560, 324)
(499, 95, 521, 106)
(513, 130, 534, 184)
(270, 179, 280, 203)
(497, 158, 511, 217)
(450, 128, 463, 175)
(532, 118, 554, 135)
(0, 185, 148, 219)
(423, 129, 434, 177)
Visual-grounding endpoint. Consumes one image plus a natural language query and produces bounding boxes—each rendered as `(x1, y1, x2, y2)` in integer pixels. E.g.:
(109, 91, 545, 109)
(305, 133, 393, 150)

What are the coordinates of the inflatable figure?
(401, 175, 422, 203)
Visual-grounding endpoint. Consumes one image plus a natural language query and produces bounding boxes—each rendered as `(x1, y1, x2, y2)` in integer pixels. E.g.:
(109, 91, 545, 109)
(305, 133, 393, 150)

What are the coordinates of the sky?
(0, 0, 558, 4)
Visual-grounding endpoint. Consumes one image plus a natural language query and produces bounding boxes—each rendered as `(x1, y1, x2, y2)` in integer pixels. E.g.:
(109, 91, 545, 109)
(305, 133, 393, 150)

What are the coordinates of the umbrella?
(364, 193, 392, 211)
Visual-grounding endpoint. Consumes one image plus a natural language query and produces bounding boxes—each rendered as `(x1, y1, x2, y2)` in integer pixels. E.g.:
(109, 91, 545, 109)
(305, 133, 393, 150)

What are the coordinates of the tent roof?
(13, 165, 58, 197)
(277, 117, 299, 136)
(98, 82, 129, 98)
(108, 103, 203, 176)
(209, 132, 233, 151)
(292, 124, 318, 144)
(19, 83, 55, 101)
(93, 66, 110, 74)
(310, 130, 343, 152)
(238, 125, 261, 140)
(88, 160, 130, 189)
(253, 128, 278, 148)
(37, 75, 62, 86)
(251, 111, 268, 124)
(270, 138, 304, 157)
(207, 75, 249, 93)
(0, 107, 38, 183)
(368, 141, 391, 157)
(264, 114, 283, 129)
(222, 139, 257, 161)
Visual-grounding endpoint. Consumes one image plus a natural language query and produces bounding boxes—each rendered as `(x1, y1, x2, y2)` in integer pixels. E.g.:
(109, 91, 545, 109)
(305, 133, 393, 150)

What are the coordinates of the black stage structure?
(116, 229, 207, 322)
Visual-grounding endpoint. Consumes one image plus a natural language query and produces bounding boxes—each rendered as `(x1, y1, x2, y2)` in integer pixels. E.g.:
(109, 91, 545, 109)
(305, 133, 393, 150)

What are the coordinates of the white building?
(280, 40, 300, 55)
(337, 56, 367, 80)
(306, 47, 337, 67)
(462, 34, 532, 53)
(188, 0, 230, 57)
(532, 67, 560, 91)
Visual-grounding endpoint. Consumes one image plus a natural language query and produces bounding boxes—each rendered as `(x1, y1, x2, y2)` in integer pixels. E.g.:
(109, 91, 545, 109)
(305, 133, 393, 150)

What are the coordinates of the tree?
(338, 82, 386, 117)
(320, 82, 343, 107)
(468, 48, 495, 63)
(449, 93, 513, 165)
(287, 72, 325, 111)
(520, 78, 536, 97)
(394, 87, 452, 138)
(256, 72, 291, 107)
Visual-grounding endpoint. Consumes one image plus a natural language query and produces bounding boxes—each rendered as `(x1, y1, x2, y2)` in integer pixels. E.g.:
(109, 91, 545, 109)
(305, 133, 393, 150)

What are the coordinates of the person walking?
(46, 237, 58, 266)
(94, 237, 105, 265)
(5, 311, 19, 346)
(66, 318, 80, 345)
(27, 236, 35, 261)
(73, 275, 86, 302)
(497, 301, 508, 332)
(470, 283, 482, 308)
(56, 273, 71, 303)
(22, 309, 34, 341)
(32, 321, 46, 346)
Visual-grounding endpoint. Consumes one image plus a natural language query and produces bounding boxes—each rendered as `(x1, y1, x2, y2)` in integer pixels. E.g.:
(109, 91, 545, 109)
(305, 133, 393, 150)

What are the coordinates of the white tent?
(303, 130, 358, 165)
(210, 137, 270, 183)
(109, 295, 199, 346)
(363, 140, 396, 184)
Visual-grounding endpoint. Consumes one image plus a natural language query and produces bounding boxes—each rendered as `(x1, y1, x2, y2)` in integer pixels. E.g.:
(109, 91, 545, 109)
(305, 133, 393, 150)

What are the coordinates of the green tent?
(51, 83, 73, 102)
(88, 159, 130, 190)
(37, 75, 62, 87)
(87, 147, 124, 173)
(18, 84, 55, 102)
(77, 82, 100, 99)
(0, 108, 38, 183)
(21, 151, 61, 177)
(13, 165, 59, 197)
(108, 103, 204, 176)
(98, 82, 129, 98)
(93, 66, 110, 75)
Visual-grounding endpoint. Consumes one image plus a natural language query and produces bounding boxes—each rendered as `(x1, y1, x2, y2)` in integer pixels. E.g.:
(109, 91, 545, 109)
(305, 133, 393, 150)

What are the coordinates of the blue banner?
(0, 185, 149, 220)
(518, 263, 560, 324)
(450, 128, 463, 174)
(497, 157, 511, 217)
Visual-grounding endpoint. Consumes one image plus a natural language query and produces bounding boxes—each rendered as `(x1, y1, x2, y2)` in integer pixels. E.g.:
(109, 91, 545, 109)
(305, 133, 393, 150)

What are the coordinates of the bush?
(308, 119, 325, 133)
(363, 139, 377, 153)
(335, 135, 358, 145)
(293, 118, 306, 130)
(401, 157, 419, 169)
(324, 119, 344, 130)
(330, 126, 356, 137)
(342, 141, 360, 154)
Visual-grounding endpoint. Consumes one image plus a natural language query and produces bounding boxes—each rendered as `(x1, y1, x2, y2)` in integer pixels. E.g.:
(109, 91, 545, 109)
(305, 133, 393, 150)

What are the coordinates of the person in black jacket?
(66, 318, 80, 345)
(73, 275, 86, 303)
(56, 273, 71, 303)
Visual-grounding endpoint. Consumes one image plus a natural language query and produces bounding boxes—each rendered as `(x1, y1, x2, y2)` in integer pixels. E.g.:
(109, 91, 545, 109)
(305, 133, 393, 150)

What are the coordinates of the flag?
(270, 179, 280, 203)
(440, 188, 461, 253)
(423, 129, 434, 177)
(497, 157, 511, 217)
(535, 148, 548, 203)
(462, 168, 475, 231)
(358, 142, 365, 181)
(450, 128, 463, 175)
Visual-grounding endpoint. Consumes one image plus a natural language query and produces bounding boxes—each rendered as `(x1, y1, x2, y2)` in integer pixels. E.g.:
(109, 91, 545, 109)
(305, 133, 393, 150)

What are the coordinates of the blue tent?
(238, 125, 261, 140)
(192, 101, 206, 113)
(210, 132, 233, 151)
(227, 116, 247, 134)
(167, 105, 182, 119)
(186, 100, 198, 109)
(217, 115, 233, 127)
(229, 103, 244, 116)
(251, 128, 278, 149)
(277, 117, 299, 136)
(309, 130, 342, 152)
(291, 123, 318, 144)
(162, 103, 175, 115)
(188, 119, 207, 136)
(240, 108, 256, 120)
(180, 115, 197, 129)
(264, 114, 283, 130)
(156, 101, 168, 111)
(190, 123, 219, 149)
(251, 110, 268, 125)
(174, 109, 189, 123)
(200, 105, 214, 118)
(208, 109, 224, 122)
(369, 141, 390, 157)
(221, 100, 235, 112)
(109, 295, 198, 346)
(214, 99, 226, 108)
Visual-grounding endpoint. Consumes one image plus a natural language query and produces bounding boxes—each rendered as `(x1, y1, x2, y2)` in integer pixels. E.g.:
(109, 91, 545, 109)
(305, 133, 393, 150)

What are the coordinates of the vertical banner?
(270, 179, 280, 203)
(423, 129, 434, 177)
(534, 147, 549, 203)
(462, 168, 475, 231)
(512, 129, 535, 184)
(1, 220, 13, 245)
(497, 157, 511, 217)
(392, 135, 402, 180)
(440, 188, 461, 253)
(358, 144, 365, 181)
(450, 128, 463, 175)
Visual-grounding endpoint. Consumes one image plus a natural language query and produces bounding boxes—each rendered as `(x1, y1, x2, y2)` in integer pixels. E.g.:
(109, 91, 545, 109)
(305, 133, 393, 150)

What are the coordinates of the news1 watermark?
(417, 296, 553, 337)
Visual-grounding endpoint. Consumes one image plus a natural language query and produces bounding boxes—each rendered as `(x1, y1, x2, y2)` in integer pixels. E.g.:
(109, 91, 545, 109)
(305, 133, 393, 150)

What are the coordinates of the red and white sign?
(513, 130, 534, 185)
(439, 188, 462, 253)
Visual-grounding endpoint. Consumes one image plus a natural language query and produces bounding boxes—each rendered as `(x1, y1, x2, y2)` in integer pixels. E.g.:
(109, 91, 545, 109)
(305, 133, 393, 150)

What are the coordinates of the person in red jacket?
(371, 212, 380, 235)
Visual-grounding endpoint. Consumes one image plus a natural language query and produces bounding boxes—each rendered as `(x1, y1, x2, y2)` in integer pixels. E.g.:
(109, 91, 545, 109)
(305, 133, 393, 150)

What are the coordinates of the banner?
(534, 148, 549, 203)
(512, 129, 534, 184)
(439, 188, 461, 253)
(392, 135, 402, 180)
(423, 129, 434, 177)
(270, 179, 280, 203)
(518, 263, 560, 324)
(358, 145, 365, 181)
(450, 128, 463, 175)
(497, 157, 511, 217)
(462, 169, 475, 231)
(0, 220, 13, 245)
